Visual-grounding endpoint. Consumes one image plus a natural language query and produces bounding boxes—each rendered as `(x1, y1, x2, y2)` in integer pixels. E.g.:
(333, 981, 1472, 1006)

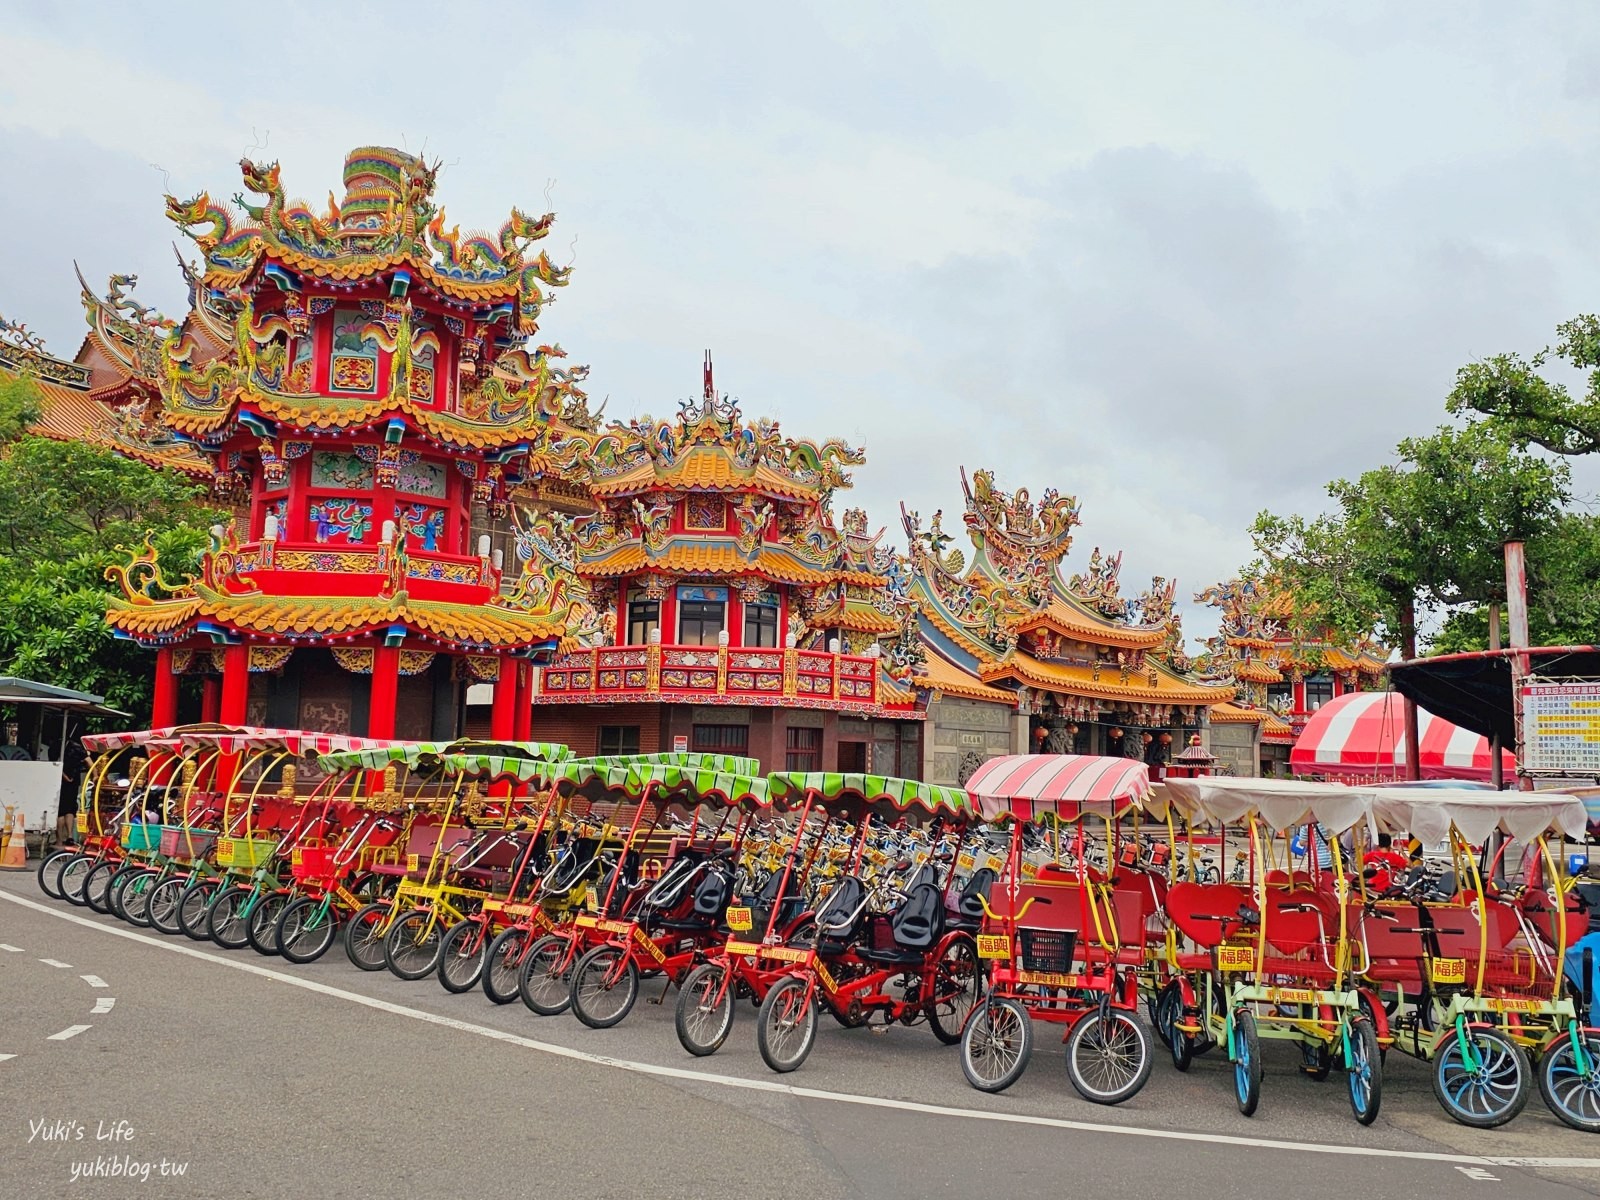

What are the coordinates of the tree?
(1448, 314, 1600, 456)
(0, 375, 222, 719)
(1251, 422, 1569, 659)
(1432, 513, 1600, 652)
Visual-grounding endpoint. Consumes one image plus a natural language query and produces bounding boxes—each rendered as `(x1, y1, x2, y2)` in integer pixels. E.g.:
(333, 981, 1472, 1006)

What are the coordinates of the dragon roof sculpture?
(894, 469, 1233, 720)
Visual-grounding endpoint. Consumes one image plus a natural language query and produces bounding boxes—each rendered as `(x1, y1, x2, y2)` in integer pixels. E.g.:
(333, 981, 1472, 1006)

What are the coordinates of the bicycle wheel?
(1157, 983, 1193, 1072)
(146, 877, 188, 935)
(570, 945, 640, 1029)
(676, 962, 735, 1056)
(207, 885, 255, 949)
(1432, 1024, 1530, 1129)
(178, 880, 219, 940)
(1233, 1008, 1262, 1117)
(438, 921, 489, 994)
(277, 896, 340, 964)
(757, 975, 818, 1074)
(344, 902, 392, 972)
(518, 934, 574, 1016)
(106, 865, 140, 920)
(961, 997, 1033, 1093)
(1065, 1009, 1153, 1105)
(1346, 1018, 1382, 1126)
(82, 860, 120, 914)
(925, 935, 980, 1045)
(246, 892, 289, 955)
(117, 869, 158, 926)
(59, 854, 95, 905)
(385, 910, 446, 981)
(38, 848, 75, 900)
(1538, 1028, 1600, 1133)
(482, 927, 529, 1005)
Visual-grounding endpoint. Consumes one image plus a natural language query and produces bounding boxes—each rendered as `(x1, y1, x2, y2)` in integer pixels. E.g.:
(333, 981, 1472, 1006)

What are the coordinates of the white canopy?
(1372, 787, 1588, 845)
(1159, 775, 1375, 835)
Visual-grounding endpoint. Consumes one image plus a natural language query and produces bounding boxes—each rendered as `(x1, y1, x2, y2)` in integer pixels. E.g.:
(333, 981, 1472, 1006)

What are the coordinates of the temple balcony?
(536, 642, 886, 713)
(225, 537, 502, 604)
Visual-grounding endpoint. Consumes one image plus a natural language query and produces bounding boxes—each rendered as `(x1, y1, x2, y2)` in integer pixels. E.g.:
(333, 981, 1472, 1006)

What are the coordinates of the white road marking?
(0, 1053, 15, 1062)
(0, 943, 22, 952)
(1456, 1166, 1500, 1181)
(46, 1025, 91, 1041)
(2, 887, 1597, 1170)
(38, 958, 71, 969)
(80, 973, 108, 988)
(91, 997, 115, 1015)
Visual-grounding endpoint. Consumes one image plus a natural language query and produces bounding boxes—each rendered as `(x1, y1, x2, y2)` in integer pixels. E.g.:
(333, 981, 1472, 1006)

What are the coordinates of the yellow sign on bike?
(957, 854, 976, 872)
(1264, 986, 1316, 1005)
(1431, 958, 1467, 985)
(75, 814, 88, 835)
(291, 848, 303, 866)
(725, 906, 753, 932)
(1484, 996, 1542, 1014)
(1017, 969, 1077, 989)
(406, 853, 420, 873)
(976, 934, 1011, 960)
(1216, 945, 1255, 972)
(217, 842, 234, 866)
(725, 939, 760, 957)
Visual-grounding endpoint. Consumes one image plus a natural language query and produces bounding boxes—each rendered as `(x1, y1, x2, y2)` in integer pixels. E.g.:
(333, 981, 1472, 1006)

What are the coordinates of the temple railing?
(538, 644, 882, 710)
(223, 538, 501, 595)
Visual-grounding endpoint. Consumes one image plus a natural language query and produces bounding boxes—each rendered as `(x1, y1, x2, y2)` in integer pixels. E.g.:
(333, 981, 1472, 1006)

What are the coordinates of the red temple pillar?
(1291, 675, 1307, 716)
(152, 648, 179, 729)
(513, 661, 534, 742)
(1332, 674, 1346, 699)
(368, 646, 401, 740)
(217, 643, 250, 794)
(490, 657, 516, 741)
(201, 675, 221, 724)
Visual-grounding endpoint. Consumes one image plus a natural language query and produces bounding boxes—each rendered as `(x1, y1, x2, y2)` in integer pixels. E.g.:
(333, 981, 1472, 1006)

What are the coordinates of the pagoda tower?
(527, 357, 917, 769)
(98, 146, 594, 741)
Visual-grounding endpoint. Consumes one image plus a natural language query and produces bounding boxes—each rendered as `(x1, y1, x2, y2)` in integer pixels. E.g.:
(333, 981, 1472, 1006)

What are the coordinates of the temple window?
(598, 725, 641, 756)
(1266, 683, 1293, 709)
(1306, 677, 1334, 710)
(785, 726, 822, 772)
(742, 594, 780, 648)
(625, 591, 660, 645)
(677, 586, 727, 646)
(329, 309, 380, 394)
(693, 724, 749, 755)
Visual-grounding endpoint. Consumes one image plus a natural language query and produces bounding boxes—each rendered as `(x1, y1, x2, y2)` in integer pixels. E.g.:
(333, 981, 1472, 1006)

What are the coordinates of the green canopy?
(314, 739, 571, 783)
(546, 751, 768, 807)
(766, 771, 972, 819)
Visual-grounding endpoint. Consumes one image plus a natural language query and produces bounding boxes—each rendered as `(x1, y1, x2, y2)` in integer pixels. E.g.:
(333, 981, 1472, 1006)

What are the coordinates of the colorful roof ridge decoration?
(539, 358, 907, 662)
(152, 145, 596, 449)
(892, 468, 1232, 723)
(1193, 574, 1390, 709)
(0, 302, 212, 477)
(102, 527, 580, 653)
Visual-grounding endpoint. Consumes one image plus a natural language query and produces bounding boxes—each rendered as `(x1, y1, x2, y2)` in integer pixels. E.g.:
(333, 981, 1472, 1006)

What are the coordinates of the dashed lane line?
(80, 974, 107, 988)
(38, 958, 71, 969)
(3, 886, 1598, 1171)
(0, 1053, 15, 1062)
(45, 1025, 91, 1041)
(0, 943, 22, 952)
(91, 997, 115, 1015)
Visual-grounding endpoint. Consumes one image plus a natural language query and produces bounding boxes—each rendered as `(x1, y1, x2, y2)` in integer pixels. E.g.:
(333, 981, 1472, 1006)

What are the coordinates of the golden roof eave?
(981, 651, 1234, 707)
(914, 651, 1018, 706)
(1011, 594, 1166, 651)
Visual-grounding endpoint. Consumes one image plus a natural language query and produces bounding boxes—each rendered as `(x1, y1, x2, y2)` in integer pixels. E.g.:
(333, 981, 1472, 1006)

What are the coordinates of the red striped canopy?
(963, 754, 1153, 823)
(1290, 691, 1515, 783)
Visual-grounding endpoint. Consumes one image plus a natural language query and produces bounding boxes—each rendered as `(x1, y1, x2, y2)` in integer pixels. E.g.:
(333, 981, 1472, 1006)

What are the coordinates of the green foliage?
(1448, 315, 1600, 456)
(1432, 514, 1600, 652)
(1250, 422, 1570, 656)
(0, 375, 222, 720)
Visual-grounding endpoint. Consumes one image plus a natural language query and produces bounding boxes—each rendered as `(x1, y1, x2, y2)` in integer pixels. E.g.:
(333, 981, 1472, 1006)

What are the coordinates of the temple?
(1193, 576, 1388, 774)
(79, 146, 597, 741)
(891, 470, 1233, 785)
(518, 357, 921, 769)
(5, 142, 1284, 779)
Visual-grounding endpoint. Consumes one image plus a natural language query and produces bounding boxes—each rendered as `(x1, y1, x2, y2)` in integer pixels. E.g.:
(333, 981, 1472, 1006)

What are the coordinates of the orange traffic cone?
(0, 805, 27, 870)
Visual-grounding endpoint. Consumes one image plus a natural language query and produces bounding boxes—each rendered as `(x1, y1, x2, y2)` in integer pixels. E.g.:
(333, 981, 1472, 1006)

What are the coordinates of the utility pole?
(1504, 540, 1533, 792)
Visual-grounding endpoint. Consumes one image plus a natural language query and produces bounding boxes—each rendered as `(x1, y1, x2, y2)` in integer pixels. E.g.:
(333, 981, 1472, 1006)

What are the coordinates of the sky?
(4, 1, 1600, 647)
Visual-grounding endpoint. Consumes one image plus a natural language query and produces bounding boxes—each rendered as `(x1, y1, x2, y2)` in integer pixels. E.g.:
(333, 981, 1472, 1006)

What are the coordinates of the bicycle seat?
(859, 881, 944, 962)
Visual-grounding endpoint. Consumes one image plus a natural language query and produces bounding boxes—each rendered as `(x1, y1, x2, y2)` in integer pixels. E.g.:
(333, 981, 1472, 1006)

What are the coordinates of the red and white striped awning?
(1290, 691, 1514, 783)
(963, 754, 1154, 823)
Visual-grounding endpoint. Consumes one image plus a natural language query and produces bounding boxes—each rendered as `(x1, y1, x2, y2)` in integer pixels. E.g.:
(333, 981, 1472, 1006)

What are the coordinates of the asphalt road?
(3, 873, 1600, 1199)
